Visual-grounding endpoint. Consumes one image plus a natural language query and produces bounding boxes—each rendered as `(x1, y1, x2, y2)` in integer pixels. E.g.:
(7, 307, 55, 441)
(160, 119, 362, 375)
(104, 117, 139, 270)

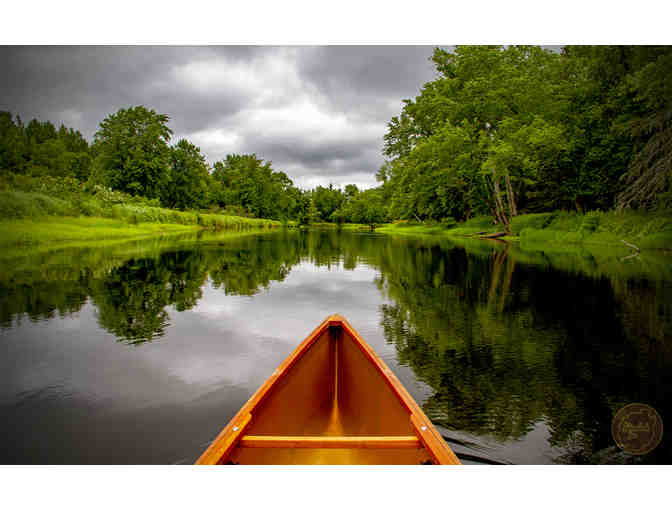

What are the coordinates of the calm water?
(1, 230, 670, 464)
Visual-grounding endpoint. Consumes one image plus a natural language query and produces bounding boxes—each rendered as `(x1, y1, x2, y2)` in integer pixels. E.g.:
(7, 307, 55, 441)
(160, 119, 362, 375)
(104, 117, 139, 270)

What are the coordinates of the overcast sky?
(0, 46, 442, 189)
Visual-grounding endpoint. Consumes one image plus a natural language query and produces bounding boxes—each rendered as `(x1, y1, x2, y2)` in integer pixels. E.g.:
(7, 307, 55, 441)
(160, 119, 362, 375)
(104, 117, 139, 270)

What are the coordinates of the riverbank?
(0, 184, 282, 249)
(0, 214, 281, 249)
(300, 222, 372, 231)
(0, 176, 283, 249)
(375, 211, 672, 251)
(0, 216, 201, 248)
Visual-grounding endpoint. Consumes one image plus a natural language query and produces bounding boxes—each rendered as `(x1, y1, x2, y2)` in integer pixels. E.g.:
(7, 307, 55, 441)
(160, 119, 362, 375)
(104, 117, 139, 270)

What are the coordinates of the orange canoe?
(196, 314, 461, 465)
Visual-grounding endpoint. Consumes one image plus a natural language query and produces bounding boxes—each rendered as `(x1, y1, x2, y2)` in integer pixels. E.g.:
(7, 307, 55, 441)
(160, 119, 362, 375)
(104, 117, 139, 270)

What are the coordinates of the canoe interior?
(226, 325, 435, 465)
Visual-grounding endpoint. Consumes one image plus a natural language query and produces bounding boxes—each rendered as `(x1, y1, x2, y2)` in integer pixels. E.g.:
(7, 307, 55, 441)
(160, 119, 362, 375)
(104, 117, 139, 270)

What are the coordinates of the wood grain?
(239, 435, 421, 449)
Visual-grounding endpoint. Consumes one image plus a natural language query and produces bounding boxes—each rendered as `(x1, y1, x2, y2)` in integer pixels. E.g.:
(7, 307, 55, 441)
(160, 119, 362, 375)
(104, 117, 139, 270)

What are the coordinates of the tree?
(91, 106, 172, 199)
(616, 48, 672, 210)
(382, 45, 604, 224)
(344, 184, 359, 200)
(311, 184, 344, 221)
(212, 153, 300, 220)
(0, 112, 28, 174)
(335, 188, 387, 228)
(1, 112, 92, 179)
(164, 139, 211, 210)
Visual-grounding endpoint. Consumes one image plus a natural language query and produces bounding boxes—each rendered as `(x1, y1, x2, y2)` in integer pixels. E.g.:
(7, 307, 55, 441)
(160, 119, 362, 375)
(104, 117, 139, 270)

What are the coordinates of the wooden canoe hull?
(196, 315, 460, 465)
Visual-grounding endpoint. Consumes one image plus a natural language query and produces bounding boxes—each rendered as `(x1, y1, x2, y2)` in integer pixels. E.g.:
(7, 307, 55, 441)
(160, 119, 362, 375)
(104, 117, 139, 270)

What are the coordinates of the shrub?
(440, 217, 457, 229)
(579, 212, 601, 233)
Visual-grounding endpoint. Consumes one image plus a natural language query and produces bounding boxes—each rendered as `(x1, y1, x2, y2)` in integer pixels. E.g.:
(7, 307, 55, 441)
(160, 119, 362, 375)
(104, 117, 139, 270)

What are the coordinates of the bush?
(511, 212, 555, 234)
(0, 190, 75, 218)
(462, 215, 496, 229)
(580, 212, 601, 233)
(440, 217, 457, 229)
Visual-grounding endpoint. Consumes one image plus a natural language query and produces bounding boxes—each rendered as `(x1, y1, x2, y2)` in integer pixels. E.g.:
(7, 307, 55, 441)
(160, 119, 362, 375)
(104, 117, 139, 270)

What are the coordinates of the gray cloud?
(0, 45, 439, 188)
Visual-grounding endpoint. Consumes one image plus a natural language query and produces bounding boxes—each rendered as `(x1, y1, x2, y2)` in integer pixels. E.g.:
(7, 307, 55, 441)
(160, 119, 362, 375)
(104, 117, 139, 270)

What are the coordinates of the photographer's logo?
(611, 403, 663, 455)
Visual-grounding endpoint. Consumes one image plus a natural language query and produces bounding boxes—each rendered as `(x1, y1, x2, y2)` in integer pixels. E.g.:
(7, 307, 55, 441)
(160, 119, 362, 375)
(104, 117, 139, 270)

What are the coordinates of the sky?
(0, 46, 442, 190)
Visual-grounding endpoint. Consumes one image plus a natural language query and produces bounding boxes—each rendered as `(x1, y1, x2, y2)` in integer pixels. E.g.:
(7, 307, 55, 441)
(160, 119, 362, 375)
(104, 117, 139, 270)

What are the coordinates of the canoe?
(196, 314, 461, 465)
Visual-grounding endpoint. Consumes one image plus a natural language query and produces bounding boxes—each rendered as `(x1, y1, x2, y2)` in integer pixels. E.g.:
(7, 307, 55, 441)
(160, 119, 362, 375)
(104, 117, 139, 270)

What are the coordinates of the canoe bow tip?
(326, 313, 346, 324)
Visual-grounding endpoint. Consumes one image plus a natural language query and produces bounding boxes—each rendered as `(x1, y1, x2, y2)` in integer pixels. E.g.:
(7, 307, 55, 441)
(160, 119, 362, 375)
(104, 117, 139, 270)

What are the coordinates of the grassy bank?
(0, 189, 280, 229)
(0, 217, 202, 248)
(376, 216, 500, 237)
(301, 222, 372, 231)
(376, 211, 672, 251)
(0, 176, 282, 248)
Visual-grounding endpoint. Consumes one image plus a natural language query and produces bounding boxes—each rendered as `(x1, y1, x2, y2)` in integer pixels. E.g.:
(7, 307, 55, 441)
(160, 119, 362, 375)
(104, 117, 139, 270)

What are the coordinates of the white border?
(3, 1, 672, 45)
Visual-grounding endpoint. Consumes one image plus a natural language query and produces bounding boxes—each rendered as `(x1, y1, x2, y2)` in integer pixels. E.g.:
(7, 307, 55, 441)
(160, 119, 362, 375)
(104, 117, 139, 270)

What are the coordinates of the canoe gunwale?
(196, 314, 461, 465)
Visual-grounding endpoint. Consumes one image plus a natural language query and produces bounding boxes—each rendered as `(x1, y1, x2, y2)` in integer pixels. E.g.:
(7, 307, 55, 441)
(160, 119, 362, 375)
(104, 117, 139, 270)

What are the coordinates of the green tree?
(0, 112, 28, 174)
(212, 153, 303, 220)
(91, 106, 172, 199)
(344, 183, 359, 200)
(335, 187, 387, 227)
(1, 112, 92, 180)
(615, 48, 672, 210)
(164, 139, 211, 210)
(311, 184, 344, 222)
(382, 45, 648, 224)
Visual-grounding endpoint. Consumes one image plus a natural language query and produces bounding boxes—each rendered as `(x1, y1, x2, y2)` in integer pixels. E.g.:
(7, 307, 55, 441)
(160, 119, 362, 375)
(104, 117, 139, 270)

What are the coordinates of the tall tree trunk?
(491, 171, 511, 233)
(504, 171, 517, 217)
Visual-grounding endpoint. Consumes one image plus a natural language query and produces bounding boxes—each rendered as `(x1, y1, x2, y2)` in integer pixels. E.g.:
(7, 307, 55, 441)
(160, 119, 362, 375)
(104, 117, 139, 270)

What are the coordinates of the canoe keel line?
(196, 315, 461, 465)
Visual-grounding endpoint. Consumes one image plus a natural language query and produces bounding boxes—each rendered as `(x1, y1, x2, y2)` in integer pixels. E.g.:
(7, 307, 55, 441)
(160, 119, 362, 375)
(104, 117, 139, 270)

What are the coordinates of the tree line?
(0, 106, 386, 225)
(3, 46, 668, 229)
(379, 45, 672, 231)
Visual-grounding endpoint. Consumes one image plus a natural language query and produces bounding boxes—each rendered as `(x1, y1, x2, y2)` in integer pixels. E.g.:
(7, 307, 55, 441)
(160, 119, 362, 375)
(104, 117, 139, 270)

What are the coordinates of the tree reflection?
(372, 236, 671, 463)
(208, 234, 300, 296)
(0, 279, 88, 328)
(2, 230, 670, 462)
(88, 250, 209, 344)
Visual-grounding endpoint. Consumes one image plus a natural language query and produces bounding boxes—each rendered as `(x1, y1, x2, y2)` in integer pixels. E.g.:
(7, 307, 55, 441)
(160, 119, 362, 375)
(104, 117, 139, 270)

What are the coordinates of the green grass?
(518, 210, 672, 250)
(0, 217, 201, 248)
(375, 211, 672, 251)
(376, 223, 449, 236)
(376, 216, 500, 237)
(0, 186, 282, 248)
(0, 190, 78, 219)
(301, 222, 372, 231)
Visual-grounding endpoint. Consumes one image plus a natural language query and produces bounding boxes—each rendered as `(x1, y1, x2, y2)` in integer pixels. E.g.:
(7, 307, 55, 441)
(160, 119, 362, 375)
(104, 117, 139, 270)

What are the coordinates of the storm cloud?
(0, 46, 440, 188)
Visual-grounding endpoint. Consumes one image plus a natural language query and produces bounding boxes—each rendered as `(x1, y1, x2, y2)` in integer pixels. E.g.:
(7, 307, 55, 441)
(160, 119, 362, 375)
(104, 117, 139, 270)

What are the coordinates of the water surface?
(1, 230, 670, 464)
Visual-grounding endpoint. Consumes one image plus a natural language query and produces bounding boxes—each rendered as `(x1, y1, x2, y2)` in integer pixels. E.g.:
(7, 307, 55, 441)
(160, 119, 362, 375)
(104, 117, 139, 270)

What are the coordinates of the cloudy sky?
(0, 46, 442, 189)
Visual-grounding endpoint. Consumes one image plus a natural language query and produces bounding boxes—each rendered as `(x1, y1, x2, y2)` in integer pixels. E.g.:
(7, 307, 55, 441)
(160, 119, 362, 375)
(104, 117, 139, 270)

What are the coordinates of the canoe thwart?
(239, 435, 422, 449)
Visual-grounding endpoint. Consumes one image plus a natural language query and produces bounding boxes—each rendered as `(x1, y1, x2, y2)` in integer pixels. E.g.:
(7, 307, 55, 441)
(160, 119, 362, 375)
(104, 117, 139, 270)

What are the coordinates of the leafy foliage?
(91, 106, 172, 200)
(0, 112, 92, 179)
(164, 139, 211, 210)
(211, 153, 304, 221)
(381, 45, 672, 227)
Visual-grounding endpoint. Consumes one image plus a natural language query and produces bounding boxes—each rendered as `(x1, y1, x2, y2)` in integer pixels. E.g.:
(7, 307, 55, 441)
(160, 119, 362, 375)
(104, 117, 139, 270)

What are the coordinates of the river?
(1, 229, 670, 464)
